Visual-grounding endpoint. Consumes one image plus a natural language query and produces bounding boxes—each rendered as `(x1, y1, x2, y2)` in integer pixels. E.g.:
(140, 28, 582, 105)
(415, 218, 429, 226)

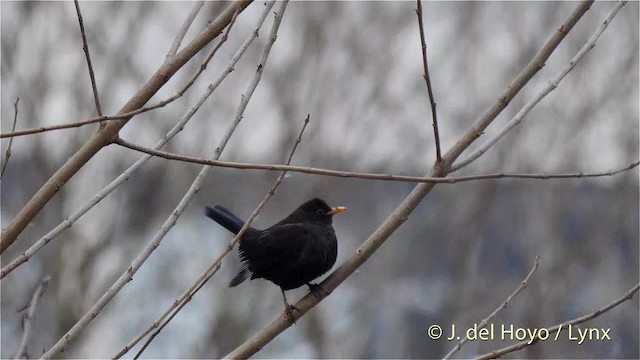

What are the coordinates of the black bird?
(205, 198, 346, 318)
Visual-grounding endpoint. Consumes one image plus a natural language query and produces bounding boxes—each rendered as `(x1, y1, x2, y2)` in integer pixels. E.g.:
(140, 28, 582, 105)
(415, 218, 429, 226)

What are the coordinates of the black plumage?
(204, 198, 346, 318)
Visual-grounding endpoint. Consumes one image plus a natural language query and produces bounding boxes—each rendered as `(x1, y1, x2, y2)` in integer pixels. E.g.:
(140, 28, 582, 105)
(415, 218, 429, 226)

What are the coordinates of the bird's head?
(294, 198, 347, 224)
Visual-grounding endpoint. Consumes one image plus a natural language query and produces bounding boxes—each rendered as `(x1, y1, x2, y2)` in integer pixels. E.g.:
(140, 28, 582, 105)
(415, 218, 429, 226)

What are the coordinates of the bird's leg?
(280, 288, 298, 323)
(306, 282, 329, 299)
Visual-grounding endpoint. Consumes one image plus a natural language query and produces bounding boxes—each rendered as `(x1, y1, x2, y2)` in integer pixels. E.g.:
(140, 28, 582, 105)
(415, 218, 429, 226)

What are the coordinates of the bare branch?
(0, 4, 239, 141)
(13, 275, 51, 360)
(0, 0, 274, 280)
(225, 2, 594, 357)
(1, 97, 20, 178)
(166, 1, 204, 61)
(441, 0, 594, 171)
(416, 0, 442, 162)
(476, 282, 640, 359)
(443, 256, 540, 359)
(452, 1, 627, 172)
(41, 1, 281, 357)
(114, 138, 638, 184)
(0, 0, 253, 254)
(130, 112, 307, 360)
(74, 0, 103, 116)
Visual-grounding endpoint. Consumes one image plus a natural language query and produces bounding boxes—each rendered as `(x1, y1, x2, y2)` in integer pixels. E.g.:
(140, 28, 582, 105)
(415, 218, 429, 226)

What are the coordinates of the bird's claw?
(283, 302, 298, 324)
(306, 283, 329, 299)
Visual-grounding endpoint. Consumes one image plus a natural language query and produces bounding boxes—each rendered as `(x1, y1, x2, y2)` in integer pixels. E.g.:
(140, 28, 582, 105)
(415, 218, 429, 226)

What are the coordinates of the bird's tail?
(205, 205, 244, 234)
(229, 266, 251, 287)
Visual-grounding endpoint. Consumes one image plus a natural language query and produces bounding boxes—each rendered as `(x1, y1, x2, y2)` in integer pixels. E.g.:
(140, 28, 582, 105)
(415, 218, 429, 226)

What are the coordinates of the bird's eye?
(317, 209, 325, 215)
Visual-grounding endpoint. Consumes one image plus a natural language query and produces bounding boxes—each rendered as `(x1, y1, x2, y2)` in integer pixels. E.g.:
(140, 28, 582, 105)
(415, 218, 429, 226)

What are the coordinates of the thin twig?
(114, 138, 639, 184)
(194, 7, 240, 86)
(443, 256, 540, 359)
(451, 1, 627, 172)
(416, 0, 442, 163)
(1, 97, 20, 178)
(476, 282, 640, 359)
(0, 1, 275, 281)
(166, 1, 204, 61)
(0, 3, 238, 141)
(0, 115, 125, 139)
(74, 0, 103, 116)
(13, 275, 51, 360)
(131, 112, 308, 360)
(41, 1, 280, 357)
(225, 2, 594, 358)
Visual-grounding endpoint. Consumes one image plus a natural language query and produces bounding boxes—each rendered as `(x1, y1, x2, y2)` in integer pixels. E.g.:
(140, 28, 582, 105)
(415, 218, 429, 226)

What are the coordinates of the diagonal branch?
(416, 0, 442, 162)
(476, 282, 640, 359)
(74, 0, 103, 116)
(1, 97, 20, 178)
(441, 0, 594, 171)
(165, 1, 205, 61)
(41, 1, 282, 357)
(0, 0, 253, 254)
(0, 0, 273, 281)
(225, 2, 594, 358)
(443, 256, 540, 359)
(0, 10, 238, 142)
(451, 0, 627, 172)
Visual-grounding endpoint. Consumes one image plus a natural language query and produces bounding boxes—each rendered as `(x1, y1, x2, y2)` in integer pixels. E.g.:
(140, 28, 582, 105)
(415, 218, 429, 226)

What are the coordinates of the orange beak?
(326, 206, 347, 216)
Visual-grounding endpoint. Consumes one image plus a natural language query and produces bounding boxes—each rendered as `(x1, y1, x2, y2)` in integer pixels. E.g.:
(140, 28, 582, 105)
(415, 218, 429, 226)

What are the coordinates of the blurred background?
(1, 1, 638, 358)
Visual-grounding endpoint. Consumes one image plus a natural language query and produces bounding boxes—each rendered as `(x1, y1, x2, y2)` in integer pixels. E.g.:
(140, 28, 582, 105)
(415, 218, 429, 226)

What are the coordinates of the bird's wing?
(240, 223, 312, 274)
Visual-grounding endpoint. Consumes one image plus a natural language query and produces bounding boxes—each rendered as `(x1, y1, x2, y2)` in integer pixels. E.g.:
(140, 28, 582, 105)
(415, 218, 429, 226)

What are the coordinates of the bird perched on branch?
(205, 198, 346, 321)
